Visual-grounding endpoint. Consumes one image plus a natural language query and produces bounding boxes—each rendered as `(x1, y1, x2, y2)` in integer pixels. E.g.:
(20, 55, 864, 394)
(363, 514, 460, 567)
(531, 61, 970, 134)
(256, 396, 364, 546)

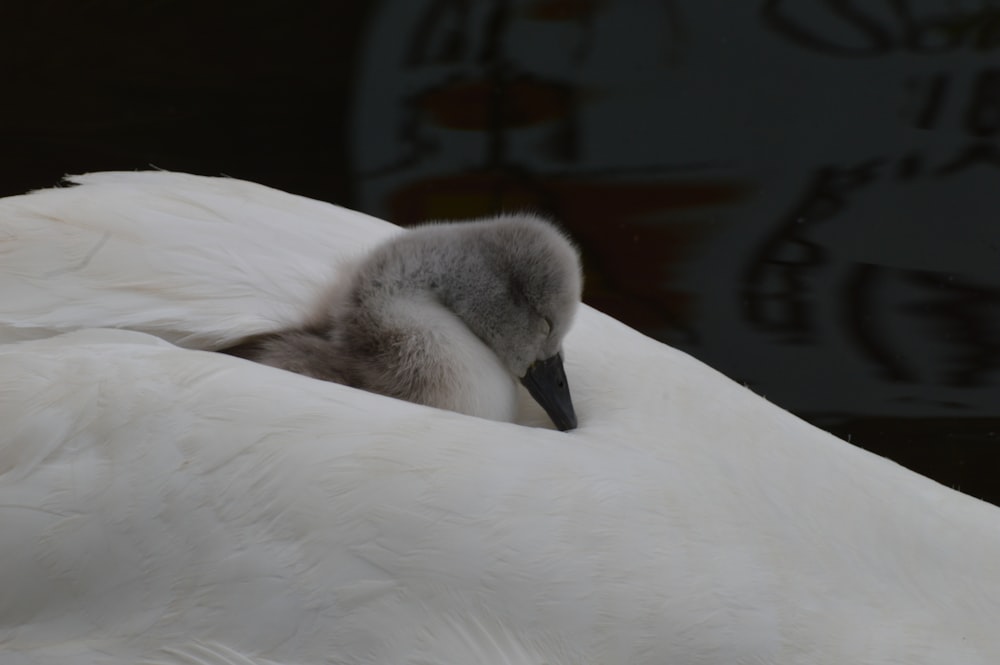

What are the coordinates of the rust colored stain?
(388, 172, 746, 222)
(388, 171, 547, 222)
(416, 77, 574, 130)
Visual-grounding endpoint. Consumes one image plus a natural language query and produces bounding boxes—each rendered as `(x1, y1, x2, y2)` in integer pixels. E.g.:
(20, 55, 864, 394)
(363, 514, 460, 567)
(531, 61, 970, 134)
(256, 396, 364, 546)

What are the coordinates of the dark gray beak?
(520, 353, 577, 431)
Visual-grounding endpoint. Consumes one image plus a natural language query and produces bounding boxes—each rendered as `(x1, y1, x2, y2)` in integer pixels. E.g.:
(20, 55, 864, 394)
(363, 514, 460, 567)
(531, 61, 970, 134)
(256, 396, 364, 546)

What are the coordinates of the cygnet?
(221, 215, 581, 430)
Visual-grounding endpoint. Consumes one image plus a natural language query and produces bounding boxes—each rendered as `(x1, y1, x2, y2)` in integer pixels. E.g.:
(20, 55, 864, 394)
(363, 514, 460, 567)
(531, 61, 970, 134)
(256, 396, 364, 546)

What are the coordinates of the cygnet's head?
(440, 215, 582, 430)
(364, 214, 582, 430)
(447, 217, 580, 366)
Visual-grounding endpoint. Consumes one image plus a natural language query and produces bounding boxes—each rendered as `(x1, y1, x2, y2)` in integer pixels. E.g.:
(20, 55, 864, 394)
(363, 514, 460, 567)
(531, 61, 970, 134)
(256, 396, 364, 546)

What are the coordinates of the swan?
(3, 324, 1000, 665)
(0, 173, 580, 430)
(1, 172, 999, 663)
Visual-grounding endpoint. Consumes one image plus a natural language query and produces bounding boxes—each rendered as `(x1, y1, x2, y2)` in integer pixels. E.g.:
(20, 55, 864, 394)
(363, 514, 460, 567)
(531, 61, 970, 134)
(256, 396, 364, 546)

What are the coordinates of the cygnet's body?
(222, 215, 582, 430)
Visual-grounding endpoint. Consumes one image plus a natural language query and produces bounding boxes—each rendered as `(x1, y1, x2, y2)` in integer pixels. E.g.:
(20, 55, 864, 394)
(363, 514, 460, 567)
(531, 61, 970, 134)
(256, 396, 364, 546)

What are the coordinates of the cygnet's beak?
(520, 353, 577, 431)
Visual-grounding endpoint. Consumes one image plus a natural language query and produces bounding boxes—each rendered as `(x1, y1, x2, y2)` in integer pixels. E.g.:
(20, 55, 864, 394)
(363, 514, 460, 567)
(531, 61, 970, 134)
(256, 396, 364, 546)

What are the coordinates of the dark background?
(3, 1, 999, 504)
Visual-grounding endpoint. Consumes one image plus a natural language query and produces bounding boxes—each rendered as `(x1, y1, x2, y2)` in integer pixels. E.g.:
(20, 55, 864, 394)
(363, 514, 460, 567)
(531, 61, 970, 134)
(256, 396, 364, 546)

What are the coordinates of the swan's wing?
(2, 641, 286, 665)
(3, 327, 1000, 664)
(0, 171, 400, 347)
(0, 330, 564, 664)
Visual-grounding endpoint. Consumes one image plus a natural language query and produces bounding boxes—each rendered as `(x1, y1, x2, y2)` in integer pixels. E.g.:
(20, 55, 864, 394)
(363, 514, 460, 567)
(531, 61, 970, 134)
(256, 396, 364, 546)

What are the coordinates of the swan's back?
(0, 171, 399, 347)
(2, 324, 999, 664)
(2, 172, 999, 663)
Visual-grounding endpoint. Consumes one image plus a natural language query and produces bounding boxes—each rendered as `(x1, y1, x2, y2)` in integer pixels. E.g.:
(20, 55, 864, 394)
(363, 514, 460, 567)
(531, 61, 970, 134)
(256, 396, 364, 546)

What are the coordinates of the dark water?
(3, 1, 999, 504)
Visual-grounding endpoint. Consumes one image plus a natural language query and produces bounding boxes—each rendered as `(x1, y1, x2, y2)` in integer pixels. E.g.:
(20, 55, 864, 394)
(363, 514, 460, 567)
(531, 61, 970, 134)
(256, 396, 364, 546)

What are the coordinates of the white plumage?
(0, 171, 399, 348)
(1, 172, 999, 664)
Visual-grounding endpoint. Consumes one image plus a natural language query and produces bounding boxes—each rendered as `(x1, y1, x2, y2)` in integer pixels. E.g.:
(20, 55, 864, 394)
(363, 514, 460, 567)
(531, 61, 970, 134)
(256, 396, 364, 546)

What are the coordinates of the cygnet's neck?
(347, 289, 519, 420)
